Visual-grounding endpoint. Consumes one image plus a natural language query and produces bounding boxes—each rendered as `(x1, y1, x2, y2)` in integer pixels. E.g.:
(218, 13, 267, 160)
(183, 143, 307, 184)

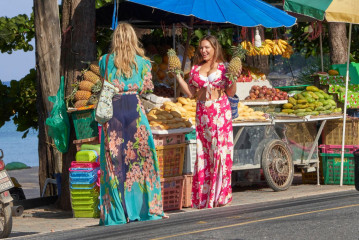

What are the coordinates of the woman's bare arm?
(226, 82, 237, 97)
(176, 74, 196, 98)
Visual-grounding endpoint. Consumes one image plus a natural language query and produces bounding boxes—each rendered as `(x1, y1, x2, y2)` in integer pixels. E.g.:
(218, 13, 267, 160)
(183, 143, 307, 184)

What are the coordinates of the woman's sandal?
(162, 214, 169, 219)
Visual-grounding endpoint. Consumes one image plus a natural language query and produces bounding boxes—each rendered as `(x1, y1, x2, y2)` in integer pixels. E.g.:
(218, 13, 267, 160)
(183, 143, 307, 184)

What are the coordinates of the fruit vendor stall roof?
(96, 0, 296, 28)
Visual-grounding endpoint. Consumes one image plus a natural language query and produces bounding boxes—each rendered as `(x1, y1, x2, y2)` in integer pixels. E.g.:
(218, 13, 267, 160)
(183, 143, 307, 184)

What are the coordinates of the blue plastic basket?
(69, 168, 99, 178)
(70, 174, 97, 185)
(70, 182, 97, 190)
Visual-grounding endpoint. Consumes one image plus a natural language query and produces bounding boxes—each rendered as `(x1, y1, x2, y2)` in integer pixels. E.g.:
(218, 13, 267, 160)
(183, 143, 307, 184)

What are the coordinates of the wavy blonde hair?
(110, 23, 149, 78)
(193, 35, 225, 68)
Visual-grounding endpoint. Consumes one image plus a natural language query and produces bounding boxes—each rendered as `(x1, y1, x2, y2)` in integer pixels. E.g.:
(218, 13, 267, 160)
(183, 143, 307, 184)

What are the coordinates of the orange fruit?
(157, 70, 166, 80)
(162, 55, 169, 64)
(159, 63, 168, 71)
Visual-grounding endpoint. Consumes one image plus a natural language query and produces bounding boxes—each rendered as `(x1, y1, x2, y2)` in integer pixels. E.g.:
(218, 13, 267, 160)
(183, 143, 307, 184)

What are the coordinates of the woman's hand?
(175, 74, 196, 98)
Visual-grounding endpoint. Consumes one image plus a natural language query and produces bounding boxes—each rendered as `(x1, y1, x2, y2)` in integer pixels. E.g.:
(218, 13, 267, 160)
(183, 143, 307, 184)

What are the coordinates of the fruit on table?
(148, 97, 196, 129)
(280, 86, 340, 116)
(234, 102, 266, 120)
(245, 85, 288, 101)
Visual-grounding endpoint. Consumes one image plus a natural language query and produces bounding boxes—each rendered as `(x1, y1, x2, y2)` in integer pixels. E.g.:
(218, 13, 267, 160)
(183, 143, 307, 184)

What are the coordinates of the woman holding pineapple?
(175, 35, 237, 209)
(98, 23, 166, 226)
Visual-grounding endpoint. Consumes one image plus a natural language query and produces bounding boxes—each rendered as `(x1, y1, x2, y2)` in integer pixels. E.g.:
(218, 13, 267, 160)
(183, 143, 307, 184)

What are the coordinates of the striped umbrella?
(285, 0, 359, 186)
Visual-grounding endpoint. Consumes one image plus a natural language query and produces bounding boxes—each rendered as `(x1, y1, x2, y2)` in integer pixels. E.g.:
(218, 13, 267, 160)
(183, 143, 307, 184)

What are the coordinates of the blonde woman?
(98, 23, 166, 226)
(175, 35, 236, 209)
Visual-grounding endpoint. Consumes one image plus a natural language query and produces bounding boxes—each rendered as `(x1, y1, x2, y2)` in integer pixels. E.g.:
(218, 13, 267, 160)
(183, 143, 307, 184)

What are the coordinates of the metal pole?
(340, 23, 352, 186)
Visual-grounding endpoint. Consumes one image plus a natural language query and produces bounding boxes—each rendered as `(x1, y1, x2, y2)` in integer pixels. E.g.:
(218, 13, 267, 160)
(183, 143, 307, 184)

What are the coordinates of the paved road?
(16, 190, 359, 240)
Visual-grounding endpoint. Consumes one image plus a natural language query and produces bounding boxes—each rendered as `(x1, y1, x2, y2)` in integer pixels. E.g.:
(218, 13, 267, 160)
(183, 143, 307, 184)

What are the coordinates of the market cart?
(232, 114, 343, 191)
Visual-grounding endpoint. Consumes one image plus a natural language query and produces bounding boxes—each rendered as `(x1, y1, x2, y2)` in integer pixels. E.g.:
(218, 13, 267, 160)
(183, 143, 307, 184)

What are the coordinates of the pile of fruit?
(68, 62, 102, 109)
(148, 97, 196, 130)
(280, 86, 342, 117)
(234, 102, 267, 121)
(241, 39, 294, 59)
(244, 85, 289, 101)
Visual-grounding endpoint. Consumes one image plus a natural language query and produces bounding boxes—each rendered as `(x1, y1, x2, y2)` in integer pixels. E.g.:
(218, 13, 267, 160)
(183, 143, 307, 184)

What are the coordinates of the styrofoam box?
(183, 140, 196, 174)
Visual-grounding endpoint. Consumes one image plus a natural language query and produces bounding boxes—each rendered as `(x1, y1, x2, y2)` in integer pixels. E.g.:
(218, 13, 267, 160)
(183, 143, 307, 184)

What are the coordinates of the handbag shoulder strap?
(102, 54, 110, 83)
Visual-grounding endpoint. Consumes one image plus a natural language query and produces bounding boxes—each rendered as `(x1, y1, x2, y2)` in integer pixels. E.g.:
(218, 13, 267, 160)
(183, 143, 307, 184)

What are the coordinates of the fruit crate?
(183, 140, 196, 174)
(71, 109, 98, 140)
(161, 176, 184, 211)
(319, 144, 359, 154)
(156, 143, 185, 178)
(320, 153, 355, 185)
(153, 133, 185, 146)
(182, 174, 193, 208)
(322, 118, 359, 145)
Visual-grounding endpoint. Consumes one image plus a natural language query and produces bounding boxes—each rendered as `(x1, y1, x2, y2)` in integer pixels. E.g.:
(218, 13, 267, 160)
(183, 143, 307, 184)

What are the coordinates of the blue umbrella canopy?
(127, 0, 296, 27)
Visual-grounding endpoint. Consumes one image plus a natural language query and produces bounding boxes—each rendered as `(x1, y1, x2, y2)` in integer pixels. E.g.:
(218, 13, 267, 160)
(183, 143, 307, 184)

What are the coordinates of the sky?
(0, 1, 35, 82)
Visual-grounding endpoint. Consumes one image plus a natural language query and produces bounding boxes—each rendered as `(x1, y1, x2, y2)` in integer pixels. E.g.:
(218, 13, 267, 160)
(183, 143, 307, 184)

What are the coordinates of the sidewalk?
(7, 170, 356, 239)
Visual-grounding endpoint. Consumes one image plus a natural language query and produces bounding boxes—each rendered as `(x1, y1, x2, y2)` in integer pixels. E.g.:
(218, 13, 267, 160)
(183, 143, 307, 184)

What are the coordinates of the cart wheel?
(261, 140, 294, 191)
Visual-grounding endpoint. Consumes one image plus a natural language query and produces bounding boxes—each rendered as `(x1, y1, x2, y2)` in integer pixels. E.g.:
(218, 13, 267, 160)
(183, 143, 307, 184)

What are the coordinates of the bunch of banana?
(259, 41, 272, 56)
(187, 45, 195, 59)
(282, 45, 294, 59)
(272, 39, 288, 56)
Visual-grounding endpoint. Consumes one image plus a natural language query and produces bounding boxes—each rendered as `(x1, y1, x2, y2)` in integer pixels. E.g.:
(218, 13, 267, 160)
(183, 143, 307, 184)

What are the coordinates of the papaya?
(322, 93, 330, 100)
(306, 108, 314, 112)
(297, 99, 307, 104)
(302, 92, 312, 98)
(294, 109, 307, 114)
(288, 97, 297, 105)
(282, 109, 294, 113)
(311, 111, 319, 116)
(296, 112, 309, 117)
(283, 103, 293, 109)
(315, 102, 324, 107)
(306, 86, 319, 92)
(307, 98, 315, 103)
(328, 95, 334, 100)
(319, 110, 332, 114)
(308, 92, 319, 100)
(315, 92, 325, 99)
(297, 93, 306, 100)
(315, 106, 325, 111)
(294, 94, 298, 100)
(333, 108, 342, 113)
(308, 103, 316, 108)
(327, 99, 337, 106)
(323, 104, 332, 110)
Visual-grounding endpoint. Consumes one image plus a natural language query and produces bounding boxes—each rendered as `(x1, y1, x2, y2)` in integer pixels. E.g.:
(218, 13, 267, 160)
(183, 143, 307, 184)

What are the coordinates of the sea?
(0, 81, 39, 167)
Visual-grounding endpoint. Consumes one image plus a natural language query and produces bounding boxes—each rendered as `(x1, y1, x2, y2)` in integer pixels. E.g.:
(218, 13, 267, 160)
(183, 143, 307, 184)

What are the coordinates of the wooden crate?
(322, 118, 359, 145)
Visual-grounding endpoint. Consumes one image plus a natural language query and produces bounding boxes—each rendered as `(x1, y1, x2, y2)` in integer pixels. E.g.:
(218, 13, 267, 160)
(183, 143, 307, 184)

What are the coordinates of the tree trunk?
(59, 0, 96, 210)
(34, 0, 62, 197)
(328, 23, 348, 65)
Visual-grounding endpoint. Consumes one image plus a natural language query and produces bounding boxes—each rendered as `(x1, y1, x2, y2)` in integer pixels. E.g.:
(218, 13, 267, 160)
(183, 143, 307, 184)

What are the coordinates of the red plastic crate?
(71, 161, 100, 169)
(161, 176, 184, 211)
(182, 174, 193, 208)
(319, 144, 359, 154)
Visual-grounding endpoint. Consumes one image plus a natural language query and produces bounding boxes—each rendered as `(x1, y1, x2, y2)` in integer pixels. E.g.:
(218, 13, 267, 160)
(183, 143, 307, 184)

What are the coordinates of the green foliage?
(0, 14, 35, 54)
(95, 27, 113, 59)
(95, 0, 115, 9)
(0, 69, 37, 138)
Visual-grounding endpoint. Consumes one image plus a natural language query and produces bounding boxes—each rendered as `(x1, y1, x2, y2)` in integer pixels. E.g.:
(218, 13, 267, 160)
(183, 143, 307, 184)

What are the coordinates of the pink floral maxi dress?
(189, 63, 234, 209)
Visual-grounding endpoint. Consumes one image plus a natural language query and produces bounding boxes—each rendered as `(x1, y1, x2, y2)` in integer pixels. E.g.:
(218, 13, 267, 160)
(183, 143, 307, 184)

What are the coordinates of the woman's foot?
(162, 214, 169, 219)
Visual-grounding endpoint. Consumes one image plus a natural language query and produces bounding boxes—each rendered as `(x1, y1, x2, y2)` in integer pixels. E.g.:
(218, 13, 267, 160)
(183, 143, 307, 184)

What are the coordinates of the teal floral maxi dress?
(98, 54, 164, 226)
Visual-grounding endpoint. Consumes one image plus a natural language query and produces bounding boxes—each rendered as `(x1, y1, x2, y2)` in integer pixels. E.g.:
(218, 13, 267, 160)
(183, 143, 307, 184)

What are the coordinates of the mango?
(306, 86, 319, 92)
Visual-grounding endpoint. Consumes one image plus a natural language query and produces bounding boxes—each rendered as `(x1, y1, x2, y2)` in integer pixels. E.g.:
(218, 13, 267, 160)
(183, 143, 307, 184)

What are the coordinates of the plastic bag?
(46, 76, 70, 153)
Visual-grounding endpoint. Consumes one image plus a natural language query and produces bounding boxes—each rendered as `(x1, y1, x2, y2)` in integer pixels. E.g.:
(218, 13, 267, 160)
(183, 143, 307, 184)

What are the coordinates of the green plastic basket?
(320, 153, 355, 185)
(71, 109, 99, 140)
(274, 85, 309, 92)
(73, 209, 100, 218)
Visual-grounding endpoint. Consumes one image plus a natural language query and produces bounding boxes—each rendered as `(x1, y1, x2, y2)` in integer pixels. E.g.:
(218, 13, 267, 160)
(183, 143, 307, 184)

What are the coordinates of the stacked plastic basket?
(70, 144, 101, 218)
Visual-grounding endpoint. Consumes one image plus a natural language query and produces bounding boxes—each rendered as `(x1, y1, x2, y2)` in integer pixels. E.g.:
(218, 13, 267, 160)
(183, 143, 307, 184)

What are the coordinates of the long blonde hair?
(110, 23, 149, 78)
(193, 35, 225, 68)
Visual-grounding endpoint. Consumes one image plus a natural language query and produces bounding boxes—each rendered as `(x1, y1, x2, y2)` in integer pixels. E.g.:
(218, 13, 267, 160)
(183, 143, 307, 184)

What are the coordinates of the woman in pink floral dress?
(175, 35, 237, 208)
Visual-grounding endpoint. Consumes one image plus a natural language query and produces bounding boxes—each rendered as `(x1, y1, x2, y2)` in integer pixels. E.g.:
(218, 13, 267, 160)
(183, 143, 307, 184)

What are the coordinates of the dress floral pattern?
(189, 63, 233, 209)
(98, 54, 164, 226)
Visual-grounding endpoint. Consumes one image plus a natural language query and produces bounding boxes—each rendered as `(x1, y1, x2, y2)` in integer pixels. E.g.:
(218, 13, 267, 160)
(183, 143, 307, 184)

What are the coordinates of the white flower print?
(225, 110, 232, 120)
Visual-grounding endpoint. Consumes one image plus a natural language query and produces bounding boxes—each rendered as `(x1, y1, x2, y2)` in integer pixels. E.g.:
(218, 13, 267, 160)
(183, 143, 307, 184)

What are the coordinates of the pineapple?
(90, 61, 100, 76)
(79, 80, 94, 92)
(226, 45, 247, 84)
(74, 100, 88, 108)
(83, 70, 100, 84)
(167, 48, 183, 76)
(74, 90, 92, 101)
